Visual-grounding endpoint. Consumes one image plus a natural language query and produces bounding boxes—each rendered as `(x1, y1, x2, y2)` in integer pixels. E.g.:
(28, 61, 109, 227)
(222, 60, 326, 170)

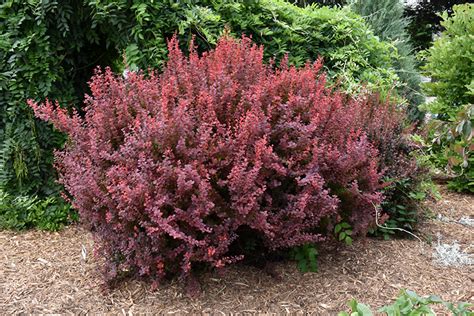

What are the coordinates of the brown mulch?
(1, 187, 473, 314)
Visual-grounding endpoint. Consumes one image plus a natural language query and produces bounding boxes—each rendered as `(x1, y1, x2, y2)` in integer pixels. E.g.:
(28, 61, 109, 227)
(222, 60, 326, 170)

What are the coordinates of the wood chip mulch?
(1, 186, 473, 314)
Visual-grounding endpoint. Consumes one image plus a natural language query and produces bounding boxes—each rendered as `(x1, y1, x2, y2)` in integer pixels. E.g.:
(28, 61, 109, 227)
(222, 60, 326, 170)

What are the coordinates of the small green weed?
(291, 244, 318, 273)
(339, 289, 473, 316)
(335, 222, 353, 246)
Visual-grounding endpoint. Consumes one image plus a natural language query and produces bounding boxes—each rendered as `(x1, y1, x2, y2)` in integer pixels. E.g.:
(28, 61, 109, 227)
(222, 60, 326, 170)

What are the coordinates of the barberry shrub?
(29, 36, 410, 286)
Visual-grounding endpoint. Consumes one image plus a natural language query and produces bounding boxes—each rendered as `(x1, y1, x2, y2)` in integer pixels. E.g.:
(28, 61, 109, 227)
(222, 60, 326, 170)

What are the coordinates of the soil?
(1, 186, 473, 314)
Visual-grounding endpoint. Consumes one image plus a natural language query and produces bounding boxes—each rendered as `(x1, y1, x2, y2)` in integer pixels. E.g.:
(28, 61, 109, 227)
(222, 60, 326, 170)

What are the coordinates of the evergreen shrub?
(351, 0, 425, 122)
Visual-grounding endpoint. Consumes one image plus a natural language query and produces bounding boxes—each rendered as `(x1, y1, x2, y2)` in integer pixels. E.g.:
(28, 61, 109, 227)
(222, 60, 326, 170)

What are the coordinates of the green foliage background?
(0, 0, 404, 229)
(350, 0, 425, 122)
(421, 4, 474, 193)
(421, 4, 474, 119)
(88, 0, 399, 93)
(404, 0, 471, 52)
(0, 0, 116, 229)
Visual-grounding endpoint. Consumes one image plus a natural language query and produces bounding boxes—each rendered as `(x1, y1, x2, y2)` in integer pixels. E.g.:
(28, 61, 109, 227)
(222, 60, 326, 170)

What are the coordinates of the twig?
(372, 202, 423, 243)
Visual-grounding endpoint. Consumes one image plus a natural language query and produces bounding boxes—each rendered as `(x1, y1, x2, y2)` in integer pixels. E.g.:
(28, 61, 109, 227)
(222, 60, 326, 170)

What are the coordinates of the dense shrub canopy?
(422, 4, 474, 119)
(404, 0, 472, 52)
(422, 4, 474, 192)
(89, 0, 399, 93)
(1, 0, 403, 230)
(29, 36, 414, 285)
(351, 0, 424, 122)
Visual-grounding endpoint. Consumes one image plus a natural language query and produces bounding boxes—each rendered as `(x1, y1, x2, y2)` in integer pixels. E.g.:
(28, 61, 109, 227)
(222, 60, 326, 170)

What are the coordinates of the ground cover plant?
(421, 4, 474, 193)
(339, 289, 472, 316)
(29, 35, 419, 289)
(0, 190, 75, 231)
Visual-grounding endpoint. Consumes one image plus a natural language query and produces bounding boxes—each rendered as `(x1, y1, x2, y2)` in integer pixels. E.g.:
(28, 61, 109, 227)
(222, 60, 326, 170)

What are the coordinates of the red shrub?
(29, 36, 396, 285)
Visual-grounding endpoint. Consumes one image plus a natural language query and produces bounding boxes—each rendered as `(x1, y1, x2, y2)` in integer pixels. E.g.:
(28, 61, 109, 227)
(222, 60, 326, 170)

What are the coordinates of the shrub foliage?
(404, 0, 471, 52)
(421, 4, 474, 192)
(0, 0, 116, 229)
(89, 0, 399, 93)
(351, 0, 425, 123)
(1, 0, 404, 230)
(30, 36, 415, 285)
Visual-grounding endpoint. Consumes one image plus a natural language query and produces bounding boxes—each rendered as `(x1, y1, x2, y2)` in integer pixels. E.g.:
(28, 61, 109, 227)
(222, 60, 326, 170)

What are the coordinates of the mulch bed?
(1, 186, 472, 314)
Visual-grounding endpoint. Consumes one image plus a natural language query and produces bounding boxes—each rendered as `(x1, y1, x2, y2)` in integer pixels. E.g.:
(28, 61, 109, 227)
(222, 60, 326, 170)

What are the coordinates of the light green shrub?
(421, 4, 474, 192)
(421, 4, 474, 118)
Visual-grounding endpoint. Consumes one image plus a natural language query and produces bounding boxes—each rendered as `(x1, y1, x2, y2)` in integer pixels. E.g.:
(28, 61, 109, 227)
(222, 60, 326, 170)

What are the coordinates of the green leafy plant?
(428, 104, 474, 192)
(372, 172, 441, 240)
(0, 190, 76, 231)
(335, 222, 353, 245)
(379, 289, 472, 316)
(421, 4, 474, 119)
(291, 244, 319, 273)
(339, 289, 473, 316)
(338, 299, 373, 316)
(374, 178, 422, 240)
(404, 0, 471, 52)
(421, 4, 474, 193)
(0, 0, 115, 230)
